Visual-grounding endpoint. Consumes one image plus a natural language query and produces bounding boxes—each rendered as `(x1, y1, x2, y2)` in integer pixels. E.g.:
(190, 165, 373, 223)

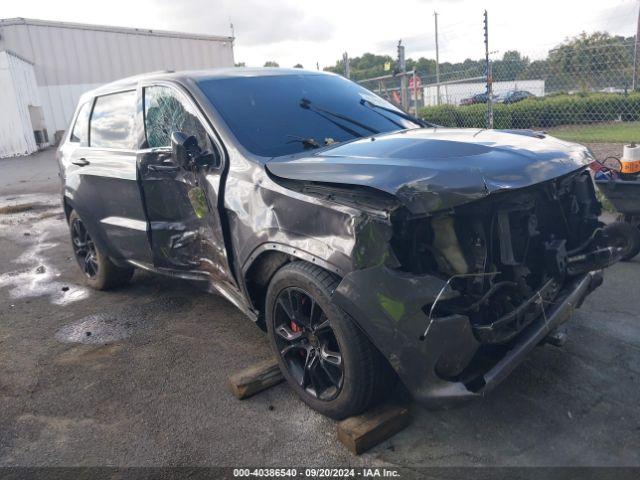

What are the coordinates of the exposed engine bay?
(390, 168, 616, 345)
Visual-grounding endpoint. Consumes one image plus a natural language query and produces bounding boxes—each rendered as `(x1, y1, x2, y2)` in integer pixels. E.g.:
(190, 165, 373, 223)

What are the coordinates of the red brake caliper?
(290, 321, 305, 357)
(292, 297, 305, 356)
(292, 296, 304, 333)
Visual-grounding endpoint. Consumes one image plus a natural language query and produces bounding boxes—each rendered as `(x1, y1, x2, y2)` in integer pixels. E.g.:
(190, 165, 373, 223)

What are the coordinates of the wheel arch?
(242, 244, 346, 331)
(63, 195, 74, 222)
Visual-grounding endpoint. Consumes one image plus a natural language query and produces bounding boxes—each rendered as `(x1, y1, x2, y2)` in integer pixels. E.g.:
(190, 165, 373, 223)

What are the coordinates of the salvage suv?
(58, 68, 622, 419)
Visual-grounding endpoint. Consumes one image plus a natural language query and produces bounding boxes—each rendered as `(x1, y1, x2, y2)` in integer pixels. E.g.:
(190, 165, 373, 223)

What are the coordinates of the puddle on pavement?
(0, 193, 89, 305)
(54, 296, 191, 345)
(2, 195, 197, 344)
(55, 313, 135, 344)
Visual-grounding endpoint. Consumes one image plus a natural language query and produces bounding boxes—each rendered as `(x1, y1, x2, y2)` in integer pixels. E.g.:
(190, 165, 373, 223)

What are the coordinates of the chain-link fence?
(419, 35, 639, 137)
(356, 15, 640, 147)
(358, 71, 423, 116)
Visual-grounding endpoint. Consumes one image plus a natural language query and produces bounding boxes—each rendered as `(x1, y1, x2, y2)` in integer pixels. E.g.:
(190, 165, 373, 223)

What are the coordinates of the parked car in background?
(496, 90, 535, 104)
(58, 68, 623, 420)
(460, 92, 495, 105)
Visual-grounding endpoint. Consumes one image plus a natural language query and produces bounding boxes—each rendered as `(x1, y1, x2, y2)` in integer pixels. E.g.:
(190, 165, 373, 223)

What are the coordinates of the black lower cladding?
(273, 287, 344, 401)
(71, 217, 99, 278)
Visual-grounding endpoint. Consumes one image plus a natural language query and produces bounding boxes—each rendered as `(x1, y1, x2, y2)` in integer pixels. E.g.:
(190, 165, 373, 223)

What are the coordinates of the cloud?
(4, 0, 638, 72)
(376, 34, 436, 56)
(153, 0, 335, 46)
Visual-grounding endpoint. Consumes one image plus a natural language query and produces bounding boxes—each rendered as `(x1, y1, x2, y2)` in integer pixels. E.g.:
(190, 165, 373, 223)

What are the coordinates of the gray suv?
(58, 68, 621, 419)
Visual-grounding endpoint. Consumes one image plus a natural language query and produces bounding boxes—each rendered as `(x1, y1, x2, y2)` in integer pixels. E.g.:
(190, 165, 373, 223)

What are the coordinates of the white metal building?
(0, 50, 44, 157)
(0, 17, 234, 157)
(424, 80, 546, 107)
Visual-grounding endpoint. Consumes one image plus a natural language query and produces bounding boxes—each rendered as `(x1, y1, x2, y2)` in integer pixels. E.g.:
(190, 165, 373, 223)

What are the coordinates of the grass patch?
(548, 122, 640, 143)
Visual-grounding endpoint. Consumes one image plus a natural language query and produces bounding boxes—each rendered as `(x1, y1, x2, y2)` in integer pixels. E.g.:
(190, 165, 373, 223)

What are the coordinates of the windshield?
(196, 73, 418, 157)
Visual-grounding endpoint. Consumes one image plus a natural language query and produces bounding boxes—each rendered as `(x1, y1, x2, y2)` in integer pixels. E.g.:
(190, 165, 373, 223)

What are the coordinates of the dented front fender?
(331, 265, 481, 407)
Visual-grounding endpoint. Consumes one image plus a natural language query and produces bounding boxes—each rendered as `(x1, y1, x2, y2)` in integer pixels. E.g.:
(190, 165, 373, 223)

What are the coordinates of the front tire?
(265, 261, 395, 419)
(68, 210, 134, 290)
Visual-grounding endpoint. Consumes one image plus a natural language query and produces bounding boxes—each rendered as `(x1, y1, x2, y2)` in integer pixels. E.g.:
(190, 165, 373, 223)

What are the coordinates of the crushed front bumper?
(333, 267, 603, 408)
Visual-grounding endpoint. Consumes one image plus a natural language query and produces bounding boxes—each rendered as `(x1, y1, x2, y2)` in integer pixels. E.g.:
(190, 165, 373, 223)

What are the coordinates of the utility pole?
(412, 71, 419, 116)
(633, 1, 640, 91)
(342, 52, 350, 79)
(434, 12, 441, 105)
(397, 40, 408, 111)
(484, 10, 493, 128)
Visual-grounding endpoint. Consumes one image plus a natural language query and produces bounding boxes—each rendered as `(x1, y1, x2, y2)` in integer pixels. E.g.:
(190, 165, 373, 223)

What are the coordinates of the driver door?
(137, 83, 237, 290)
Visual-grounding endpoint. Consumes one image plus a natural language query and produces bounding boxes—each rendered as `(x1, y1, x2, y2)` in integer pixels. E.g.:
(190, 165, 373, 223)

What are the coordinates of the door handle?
(71, 158, 90, 166)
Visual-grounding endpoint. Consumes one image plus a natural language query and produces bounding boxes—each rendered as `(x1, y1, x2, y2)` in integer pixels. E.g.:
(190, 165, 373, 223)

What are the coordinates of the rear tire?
(603, 221, 640, 261)
(265, 261, 395, 419)
(68, 210, 134, 290)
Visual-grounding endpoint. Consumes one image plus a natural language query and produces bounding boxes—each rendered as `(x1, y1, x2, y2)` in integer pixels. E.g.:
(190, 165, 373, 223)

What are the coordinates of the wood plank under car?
(228, 358, 411, 455)
(227, 357, 284, 399)
(336, 403, 411, 455)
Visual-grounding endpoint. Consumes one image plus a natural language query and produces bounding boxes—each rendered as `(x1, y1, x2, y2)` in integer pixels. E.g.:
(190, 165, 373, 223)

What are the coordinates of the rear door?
(63, 91, 152, 264)
(136, 82, 237, 290)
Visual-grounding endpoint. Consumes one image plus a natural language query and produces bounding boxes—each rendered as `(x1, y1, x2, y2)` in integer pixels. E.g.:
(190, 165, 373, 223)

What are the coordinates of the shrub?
(419, 92, 640, 129)
(420, 105, 458, 127)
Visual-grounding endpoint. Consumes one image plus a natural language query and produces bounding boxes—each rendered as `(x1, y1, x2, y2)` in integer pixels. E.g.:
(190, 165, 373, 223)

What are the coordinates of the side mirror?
(171, 131, 220, 169)
(171, 132, 201, 168)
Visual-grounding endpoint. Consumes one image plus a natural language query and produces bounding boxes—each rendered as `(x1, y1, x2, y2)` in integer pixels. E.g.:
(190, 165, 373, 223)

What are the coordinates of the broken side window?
(143, 86, 210, 150)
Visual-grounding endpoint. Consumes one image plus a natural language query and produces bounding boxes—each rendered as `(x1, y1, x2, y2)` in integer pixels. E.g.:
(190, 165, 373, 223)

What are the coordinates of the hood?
(266, 128, 594, 214)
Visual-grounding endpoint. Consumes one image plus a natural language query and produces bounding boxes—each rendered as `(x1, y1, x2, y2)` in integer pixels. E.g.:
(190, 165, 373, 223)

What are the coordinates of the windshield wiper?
(359, 98, 437, 128)
(286, 134, 321, 149)
(300, 98, 380, 137)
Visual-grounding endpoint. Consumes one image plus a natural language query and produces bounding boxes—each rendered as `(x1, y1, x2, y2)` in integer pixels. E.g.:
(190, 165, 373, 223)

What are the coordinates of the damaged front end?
(332, 168, 618, 407)
(266, 129, 623, 407)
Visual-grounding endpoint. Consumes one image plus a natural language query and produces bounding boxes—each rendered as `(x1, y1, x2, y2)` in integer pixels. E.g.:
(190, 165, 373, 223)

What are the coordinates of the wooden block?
(336, 403, 410, 455)
(228, 357, 284, 399)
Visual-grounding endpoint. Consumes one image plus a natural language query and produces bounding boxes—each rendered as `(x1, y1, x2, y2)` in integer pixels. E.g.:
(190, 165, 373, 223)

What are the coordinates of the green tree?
(407, 57, 437, 77)
(264, 61, 280, 67)
(492, 51, 529, 81)
(293, 63, 304, 68)
(325, 53, 394, 81)
(324, 30, 635, 93)
(546, 32, 633, 91)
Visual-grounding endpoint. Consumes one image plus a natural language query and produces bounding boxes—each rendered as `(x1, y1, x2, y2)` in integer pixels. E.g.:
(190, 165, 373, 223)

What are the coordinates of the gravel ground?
(585, 143, 625, 162)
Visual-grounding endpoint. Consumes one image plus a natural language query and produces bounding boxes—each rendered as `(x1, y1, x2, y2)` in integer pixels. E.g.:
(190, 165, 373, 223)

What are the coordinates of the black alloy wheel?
(272, 287, 344, 401)
(71, 217, 99, 278)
